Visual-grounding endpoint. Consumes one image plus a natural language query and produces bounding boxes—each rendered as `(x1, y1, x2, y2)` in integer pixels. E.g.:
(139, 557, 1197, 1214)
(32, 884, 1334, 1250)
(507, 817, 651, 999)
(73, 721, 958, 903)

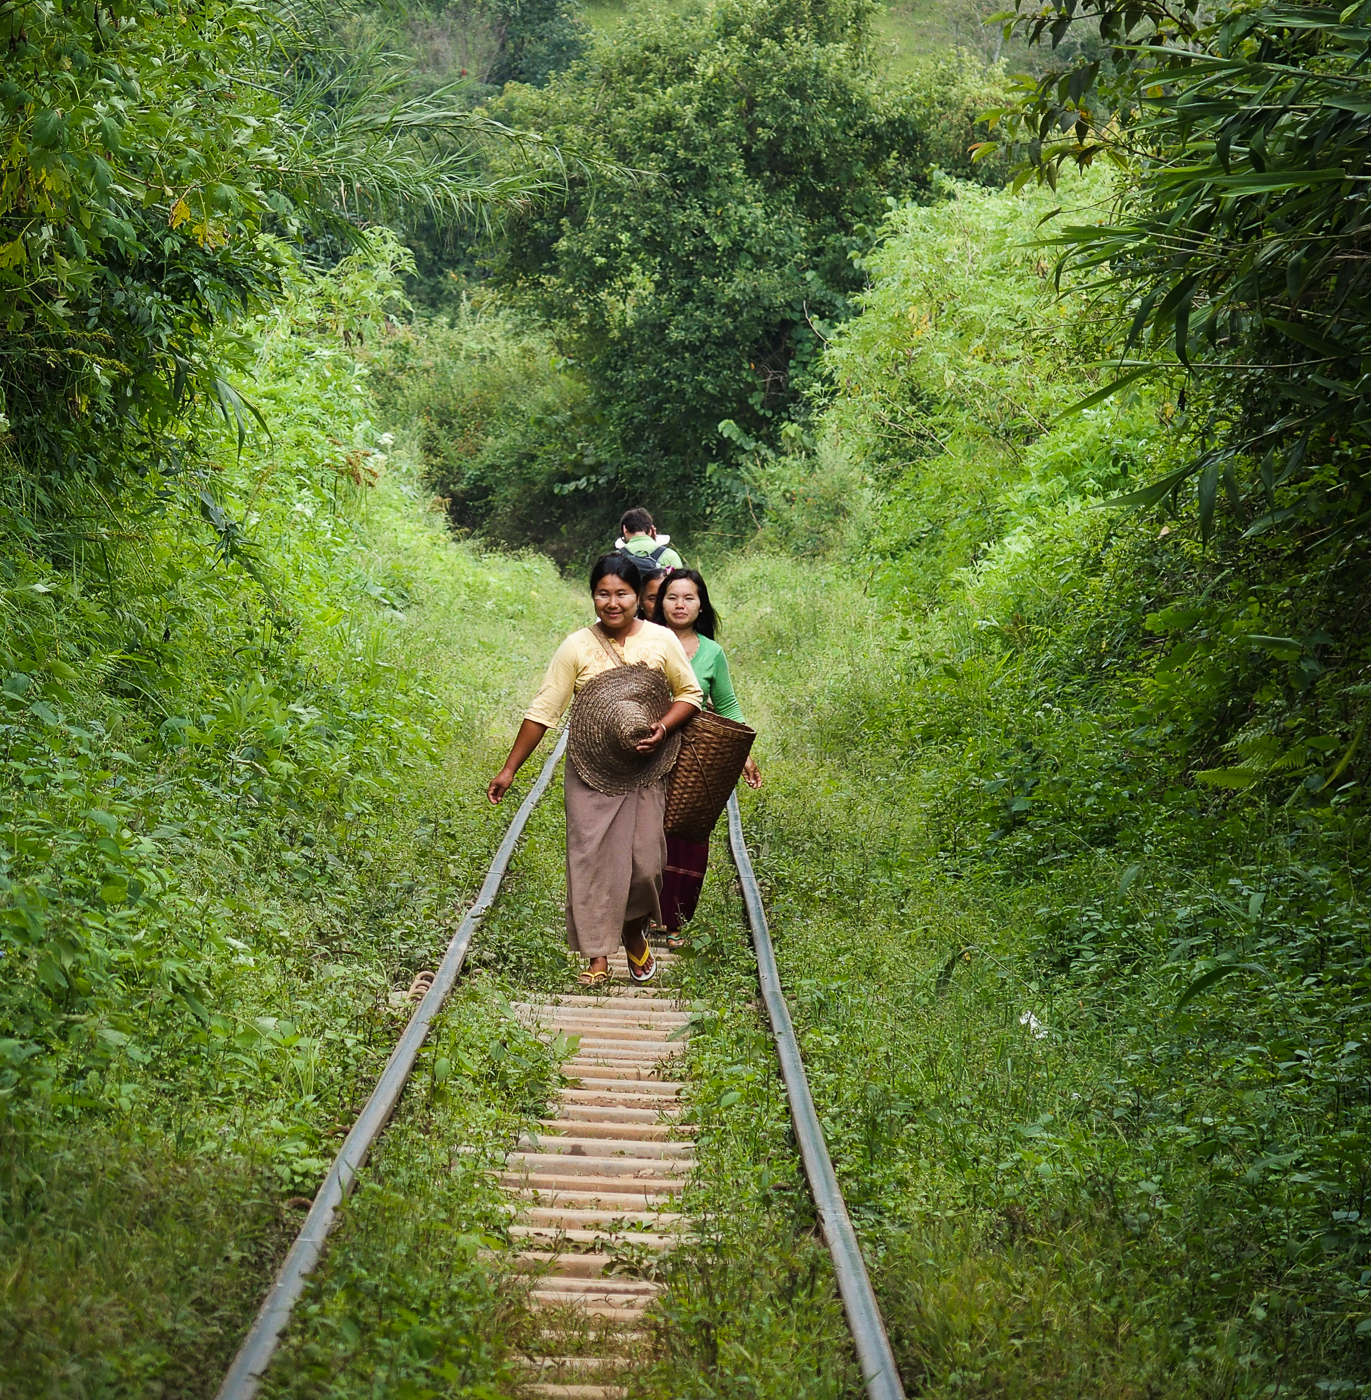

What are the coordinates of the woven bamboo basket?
(664, 711, 756, 843)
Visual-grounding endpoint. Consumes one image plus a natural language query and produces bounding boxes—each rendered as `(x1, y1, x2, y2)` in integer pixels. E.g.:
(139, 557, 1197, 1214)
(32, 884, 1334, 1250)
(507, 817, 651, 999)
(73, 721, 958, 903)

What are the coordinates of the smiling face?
(593, 572, 641, 631)
(661, 578, 701, 631)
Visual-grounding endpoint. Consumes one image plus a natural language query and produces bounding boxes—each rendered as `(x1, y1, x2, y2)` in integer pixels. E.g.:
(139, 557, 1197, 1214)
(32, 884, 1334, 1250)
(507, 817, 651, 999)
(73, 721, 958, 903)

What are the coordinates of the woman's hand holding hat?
(639, 702, 698, 754)
(636, 721, 667, 754)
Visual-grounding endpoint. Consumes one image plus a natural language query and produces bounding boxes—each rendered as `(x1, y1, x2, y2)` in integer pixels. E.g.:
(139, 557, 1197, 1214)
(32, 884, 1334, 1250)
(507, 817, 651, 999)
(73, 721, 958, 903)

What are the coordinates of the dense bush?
(487, 0, 591, 85)
(467, 0, 1010, 550)
(705, 168, 1371, 1397)
(372, 302, 611, 563)
(0, 242, 586, 1393)
(0, 237, 413, 1114)
(2, 0, 295, 483)
(0, 0, 544, 492)
(995, 0, 1371, 575)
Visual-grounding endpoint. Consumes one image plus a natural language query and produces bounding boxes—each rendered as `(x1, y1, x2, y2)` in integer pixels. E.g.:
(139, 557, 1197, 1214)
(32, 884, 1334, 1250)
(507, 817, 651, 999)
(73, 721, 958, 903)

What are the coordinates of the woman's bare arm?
(487, 719, 550, 803)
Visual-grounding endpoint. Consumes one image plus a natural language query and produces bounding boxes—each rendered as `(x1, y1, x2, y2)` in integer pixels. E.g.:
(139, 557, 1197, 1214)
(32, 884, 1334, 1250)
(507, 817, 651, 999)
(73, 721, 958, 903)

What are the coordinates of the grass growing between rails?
(0, 240, 584, 1397)
(262, 748, 864, 1398)
(642, 883, 863, 1400)
(694, 174, 1371, 1398)
(261, 978, 564, 1399)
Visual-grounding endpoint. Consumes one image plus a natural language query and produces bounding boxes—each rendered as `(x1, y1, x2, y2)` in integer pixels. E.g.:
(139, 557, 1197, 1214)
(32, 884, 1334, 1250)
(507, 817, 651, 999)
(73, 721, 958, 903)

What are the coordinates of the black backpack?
(615, 541, 669, 581)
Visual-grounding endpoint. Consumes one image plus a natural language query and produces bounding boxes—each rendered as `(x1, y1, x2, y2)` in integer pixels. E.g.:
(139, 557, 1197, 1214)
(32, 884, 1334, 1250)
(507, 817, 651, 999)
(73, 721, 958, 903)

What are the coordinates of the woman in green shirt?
(653, 569, 761, 946)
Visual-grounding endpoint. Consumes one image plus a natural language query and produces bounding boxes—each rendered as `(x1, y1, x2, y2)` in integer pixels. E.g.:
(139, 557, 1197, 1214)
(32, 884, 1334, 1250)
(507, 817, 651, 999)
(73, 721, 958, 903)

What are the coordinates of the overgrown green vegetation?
(0, 240, 584, 1395)
(410, 0, 1009, 553)
(7, 0, 1371, 1394)
(993, 0, 1371, 588)
(700, 165, 1371, 1397)
(0, 0, 550, 493)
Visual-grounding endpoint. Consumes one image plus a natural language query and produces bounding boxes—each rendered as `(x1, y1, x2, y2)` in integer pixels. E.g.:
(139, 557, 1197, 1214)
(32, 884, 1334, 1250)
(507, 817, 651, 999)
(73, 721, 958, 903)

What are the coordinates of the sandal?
(577, 968, 609, 988)
(665, 930, 687, 951)
(625, 942, 657, 984)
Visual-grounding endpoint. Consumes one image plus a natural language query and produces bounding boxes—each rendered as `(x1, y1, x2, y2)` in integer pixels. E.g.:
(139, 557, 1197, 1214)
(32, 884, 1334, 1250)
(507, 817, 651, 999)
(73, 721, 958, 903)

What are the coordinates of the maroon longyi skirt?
(660, 833, 709, 931)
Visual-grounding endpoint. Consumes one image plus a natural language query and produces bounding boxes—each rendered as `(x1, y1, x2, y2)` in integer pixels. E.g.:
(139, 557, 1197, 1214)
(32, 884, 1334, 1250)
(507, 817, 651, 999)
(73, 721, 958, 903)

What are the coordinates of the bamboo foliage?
(986, 0, 1371, 543)
(0, 0, 556, 486)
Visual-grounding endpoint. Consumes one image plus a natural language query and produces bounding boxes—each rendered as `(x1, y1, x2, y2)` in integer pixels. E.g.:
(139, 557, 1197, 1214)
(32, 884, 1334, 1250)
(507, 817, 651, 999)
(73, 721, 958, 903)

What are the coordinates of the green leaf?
(1267, 318, 1357, 361)
(210, 377, 270, 457)
(1317, 712, 1368, 791)
(1174, 289, 1193, 366)
(1175, 963, 1241, 1011)
(1197, 458, 1219, 542)
(1207, 170, 1347, 193)
(1055, 363, 1160, 419)
(30, 110, 64, 149)
(180, 991, 210, 1023)
(1098, 463, 1196, 510)
(1194, 766, 1264, 789)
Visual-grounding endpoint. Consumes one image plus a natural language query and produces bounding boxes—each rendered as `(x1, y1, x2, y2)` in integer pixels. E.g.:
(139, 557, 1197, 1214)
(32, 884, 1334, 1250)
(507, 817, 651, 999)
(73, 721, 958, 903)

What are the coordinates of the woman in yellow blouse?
(487, 555, 702, 986)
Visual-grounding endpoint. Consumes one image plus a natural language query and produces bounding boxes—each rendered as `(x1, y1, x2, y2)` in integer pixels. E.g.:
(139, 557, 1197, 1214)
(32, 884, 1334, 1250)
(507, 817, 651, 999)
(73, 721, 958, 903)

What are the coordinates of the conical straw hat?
(568, 663, 681, 795)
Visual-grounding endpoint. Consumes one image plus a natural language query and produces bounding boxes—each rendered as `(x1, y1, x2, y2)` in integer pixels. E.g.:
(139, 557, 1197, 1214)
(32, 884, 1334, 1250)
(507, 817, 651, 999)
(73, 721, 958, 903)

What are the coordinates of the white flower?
(1019, 1011, 1048, 1039)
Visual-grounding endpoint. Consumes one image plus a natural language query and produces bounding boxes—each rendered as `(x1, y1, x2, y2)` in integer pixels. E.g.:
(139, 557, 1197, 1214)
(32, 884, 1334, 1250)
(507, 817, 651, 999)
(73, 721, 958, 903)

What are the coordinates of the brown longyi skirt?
(563, 760, 667, 959)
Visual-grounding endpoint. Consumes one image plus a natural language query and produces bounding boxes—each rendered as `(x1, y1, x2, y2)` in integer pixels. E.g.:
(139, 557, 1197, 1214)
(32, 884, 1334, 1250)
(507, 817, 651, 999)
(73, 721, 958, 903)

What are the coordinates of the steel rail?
(215, 729, 568, 1400)
(727, 792, 907, 1400)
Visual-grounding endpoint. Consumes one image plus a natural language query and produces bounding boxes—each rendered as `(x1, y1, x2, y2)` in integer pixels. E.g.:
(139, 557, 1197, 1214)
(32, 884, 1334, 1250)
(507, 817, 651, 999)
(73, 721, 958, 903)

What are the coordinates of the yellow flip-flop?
(626, 943, 657, 984)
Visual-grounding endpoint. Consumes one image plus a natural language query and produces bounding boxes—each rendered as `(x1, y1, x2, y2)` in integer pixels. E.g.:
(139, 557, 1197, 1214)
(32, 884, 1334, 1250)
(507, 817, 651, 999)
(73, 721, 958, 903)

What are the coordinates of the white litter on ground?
(1019, 1011, 1048, 1039)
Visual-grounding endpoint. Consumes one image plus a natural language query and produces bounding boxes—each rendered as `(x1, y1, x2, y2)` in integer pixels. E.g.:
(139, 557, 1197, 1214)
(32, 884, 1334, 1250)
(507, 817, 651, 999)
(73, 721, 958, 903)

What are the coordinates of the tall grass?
(692, 175, 1371, 1398)
(0, 245, 584, 1397)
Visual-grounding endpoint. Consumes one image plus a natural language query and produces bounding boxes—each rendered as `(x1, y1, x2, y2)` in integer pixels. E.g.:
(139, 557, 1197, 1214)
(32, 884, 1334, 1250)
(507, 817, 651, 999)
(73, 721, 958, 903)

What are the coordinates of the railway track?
(505, 960, 691, 1396)
(216, 733, 904, 1400)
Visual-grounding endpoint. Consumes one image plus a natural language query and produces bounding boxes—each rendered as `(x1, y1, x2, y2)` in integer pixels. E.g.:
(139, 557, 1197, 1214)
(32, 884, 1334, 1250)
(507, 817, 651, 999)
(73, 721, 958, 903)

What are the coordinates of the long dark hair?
(589, 553, 644, 597)
(653, 569, 719, 639)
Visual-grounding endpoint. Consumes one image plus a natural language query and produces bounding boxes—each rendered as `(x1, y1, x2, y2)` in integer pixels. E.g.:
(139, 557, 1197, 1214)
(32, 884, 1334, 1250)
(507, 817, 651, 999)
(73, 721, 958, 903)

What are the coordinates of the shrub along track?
(216, 736, 903, 1400)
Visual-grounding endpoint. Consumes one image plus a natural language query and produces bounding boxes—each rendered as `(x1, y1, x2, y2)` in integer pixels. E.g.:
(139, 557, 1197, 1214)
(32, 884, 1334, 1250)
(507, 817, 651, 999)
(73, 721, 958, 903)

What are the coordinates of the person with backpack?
(615, 507, 683, 576)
